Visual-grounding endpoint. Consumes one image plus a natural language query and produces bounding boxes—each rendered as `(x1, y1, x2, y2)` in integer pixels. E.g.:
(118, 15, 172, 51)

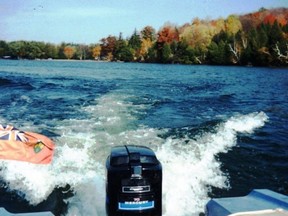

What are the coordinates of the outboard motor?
(106, 145, 162, 216)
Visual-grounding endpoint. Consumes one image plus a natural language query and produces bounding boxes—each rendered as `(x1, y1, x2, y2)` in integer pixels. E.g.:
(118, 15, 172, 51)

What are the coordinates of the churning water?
(0, 60, 287, 215)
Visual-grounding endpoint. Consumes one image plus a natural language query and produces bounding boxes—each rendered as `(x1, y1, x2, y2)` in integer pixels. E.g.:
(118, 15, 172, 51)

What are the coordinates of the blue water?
(0, 60, 287, 215)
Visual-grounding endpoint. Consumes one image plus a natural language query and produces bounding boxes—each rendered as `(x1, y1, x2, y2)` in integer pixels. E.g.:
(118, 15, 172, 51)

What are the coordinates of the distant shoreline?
(1, 58, 288, 68)
(0, 58, 109, 63)
(39, 59, 109, 63)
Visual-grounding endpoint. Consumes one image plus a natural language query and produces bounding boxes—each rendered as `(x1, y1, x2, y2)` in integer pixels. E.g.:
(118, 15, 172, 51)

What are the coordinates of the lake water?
(0, 60, 287, 215)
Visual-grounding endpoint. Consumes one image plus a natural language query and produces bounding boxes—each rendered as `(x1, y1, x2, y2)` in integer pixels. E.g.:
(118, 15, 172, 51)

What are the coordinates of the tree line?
(0, 7, 287, 66)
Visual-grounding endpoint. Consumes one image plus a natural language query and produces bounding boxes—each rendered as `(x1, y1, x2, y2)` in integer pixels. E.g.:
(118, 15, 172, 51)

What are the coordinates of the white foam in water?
(0, 92, 269, 216)
(158, 111, 269, 216)
(0, 161, 55, 205)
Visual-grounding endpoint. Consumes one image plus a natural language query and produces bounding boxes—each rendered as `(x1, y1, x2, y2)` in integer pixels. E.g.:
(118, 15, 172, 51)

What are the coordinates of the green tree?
(75, 44, 89, 60)
(258, 25, 269, 47)
(241, 44, 253, 65)
(212, 30, 229, 44)
(207, 41, 229, 64)
(128, 29, 141, 60)
(0, 41, 9, 57)
(57, 43, 67, 59)
(283, 23, 288, 33)
(114, 33, 127, 61)
(245, 27, 272, 66)
(269, 21, 284, 46)
(25, 41, 42, 59)
(129, 29, 141, 50)
(161, 43, 172, 63)
(118, 46, 134, 62)
(146, 44, 157, 63)
(171, 40, 196, 64)
(9, 41, 26, 59)
(44, 43, 58, 59)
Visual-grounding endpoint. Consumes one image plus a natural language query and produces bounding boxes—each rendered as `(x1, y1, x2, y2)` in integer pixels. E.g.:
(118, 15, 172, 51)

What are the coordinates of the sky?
(0, 0, 288, 44)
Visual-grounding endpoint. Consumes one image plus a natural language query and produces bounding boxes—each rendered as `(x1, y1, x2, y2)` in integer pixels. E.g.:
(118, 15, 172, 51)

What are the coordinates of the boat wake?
(0, 92, 269, 216)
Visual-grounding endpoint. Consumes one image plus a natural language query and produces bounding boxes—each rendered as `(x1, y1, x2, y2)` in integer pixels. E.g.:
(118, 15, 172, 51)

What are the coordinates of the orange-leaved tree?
(63, 46, 75, 59)
(92, 45, 101, 60)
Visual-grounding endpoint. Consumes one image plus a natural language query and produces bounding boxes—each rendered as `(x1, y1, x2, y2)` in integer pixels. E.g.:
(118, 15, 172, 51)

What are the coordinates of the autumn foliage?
(1, 7, 288, 66)
(63, 46, 75, 59)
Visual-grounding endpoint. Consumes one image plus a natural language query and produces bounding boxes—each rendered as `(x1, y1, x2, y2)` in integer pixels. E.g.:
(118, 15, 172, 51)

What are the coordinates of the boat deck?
(206, 189, 288, 216)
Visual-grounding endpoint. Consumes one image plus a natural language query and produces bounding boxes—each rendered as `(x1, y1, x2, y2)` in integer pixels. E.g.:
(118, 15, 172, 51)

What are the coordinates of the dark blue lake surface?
(0, 60, 287, 215)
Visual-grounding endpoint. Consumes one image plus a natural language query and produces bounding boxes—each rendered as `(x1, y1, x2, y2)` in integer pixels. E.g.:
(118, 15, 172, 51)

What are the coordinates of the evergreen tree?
(207, 41, 229, 64)
(129, 29, 141, 50)
(241, 44, 253, 65)
(212, 30, 229, 44)
(113, 33, 134, 62)
(113, 37, 127, 61)
(179, 44, 196, 64)
(161, 43, 172, 63)
(283, 23, 288, 33)
(257, 25, 269, 48)
(269, 21, 284, 46)
(146, 45, 157, 63)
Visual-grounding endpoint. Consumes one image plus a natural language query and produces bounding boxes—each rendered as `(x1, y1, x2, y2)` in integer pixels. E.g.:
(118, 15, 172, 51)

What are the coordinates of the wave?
(0, 76, 34, 91)
(158, 111, 268, 216)
(0, 91, 268, 216)
(0, 78, 13, 86)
